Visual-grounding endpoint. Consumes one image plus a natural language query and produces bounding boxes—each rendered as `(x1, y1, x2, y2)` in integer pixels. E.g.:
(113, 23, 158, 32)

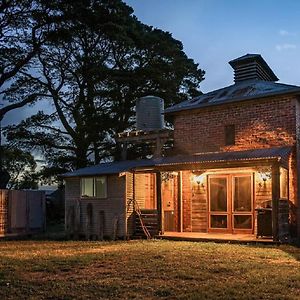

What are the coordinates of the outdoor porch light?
(193, 174, 205, 187)
(258, 171, 272, 187)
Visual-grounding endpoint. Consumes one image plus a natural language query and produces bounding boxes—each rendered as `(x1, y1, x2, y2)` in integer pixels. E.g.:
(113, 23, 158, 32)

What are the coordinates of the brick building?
(63, 54, 300, 242)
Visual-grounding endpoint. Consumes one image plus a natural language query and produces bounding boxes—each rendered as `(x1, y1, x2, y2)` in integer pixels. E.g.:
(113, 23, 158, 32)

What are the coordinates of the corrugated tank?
(136, 96, 164, 131)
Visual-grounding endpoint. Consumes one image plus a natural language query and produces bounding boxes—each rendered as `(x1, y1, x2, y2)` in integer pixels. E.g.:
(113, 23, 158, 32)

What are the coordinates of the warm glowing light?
(258, 170, 272, 187)
(259, 172, 271, 182)
(193, 174, 205, 186)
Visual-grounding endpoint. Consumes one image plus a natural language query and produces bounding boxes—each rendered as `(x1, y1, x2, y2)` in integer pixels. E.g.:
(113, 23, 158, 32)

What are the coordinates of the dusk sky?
(5, 0, 300, 126)
(125, 0, 300, 92)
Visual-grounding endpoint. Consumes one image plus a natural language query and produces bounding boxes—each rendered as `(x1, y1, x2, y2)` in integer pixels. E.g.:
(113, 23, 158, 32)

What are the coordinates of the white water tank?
(136, 96, 164, 131)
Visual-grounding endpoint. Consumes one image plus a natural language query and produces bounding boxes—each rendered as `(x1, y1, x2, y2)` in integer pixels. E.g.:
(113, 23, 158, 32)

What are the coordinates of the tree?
(5, 0, 205, 175)
(0, 0, 65, 121)
(0, 1, 69, 187)
(2, 145, 38, 189)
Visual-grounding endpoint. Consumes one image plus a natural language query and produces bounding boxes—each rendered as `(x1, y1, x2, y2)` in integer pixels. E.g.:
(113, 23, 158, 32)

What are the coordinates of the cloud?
(275, 44, 297, 51)
(279, 29, 296, 36)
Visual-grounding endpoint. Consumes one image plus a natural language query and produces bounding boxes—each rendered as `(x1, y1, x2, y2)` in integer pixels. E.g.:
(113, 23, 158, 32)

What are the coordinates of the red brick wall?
(172, 95, 299, 237)
(173, 96, 297, 154)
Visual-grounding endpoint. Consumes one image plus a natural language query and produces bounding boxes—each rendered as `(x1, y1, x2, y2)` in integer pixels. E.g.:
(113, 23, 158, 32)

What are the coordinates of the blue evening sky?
(125, 0, 300, 92)
(4, 0, 300, 126)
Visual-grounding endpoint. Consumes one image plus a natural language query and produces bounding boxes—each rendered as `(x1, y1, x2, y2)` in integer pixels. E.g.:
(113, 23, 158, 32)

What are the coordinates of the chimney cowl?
(229, 54, 279, 83)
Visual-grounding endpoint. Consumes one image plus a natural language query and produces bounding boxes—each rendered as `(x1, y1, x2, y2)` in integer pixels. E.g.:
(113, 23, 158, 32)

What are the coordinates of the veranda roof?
(62, 146, 292, 178)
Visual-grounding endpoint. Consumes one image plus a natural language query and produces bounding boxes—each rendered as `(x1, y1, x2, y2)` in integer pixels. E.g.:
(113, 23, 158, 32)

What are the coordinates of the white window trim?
(80, 176, 107, 199)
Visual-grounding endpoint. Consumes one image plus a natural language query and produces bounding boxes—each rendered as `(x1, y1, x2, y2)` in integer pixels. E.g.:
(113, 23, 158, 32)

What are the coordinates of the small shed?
(62, 160, 155, 240)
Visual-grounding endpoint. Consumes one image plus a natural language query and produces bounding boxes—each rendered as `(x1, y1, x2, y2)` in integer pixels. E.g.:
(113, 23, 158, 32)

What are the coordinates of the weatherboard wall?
(65, 175, 126, 239)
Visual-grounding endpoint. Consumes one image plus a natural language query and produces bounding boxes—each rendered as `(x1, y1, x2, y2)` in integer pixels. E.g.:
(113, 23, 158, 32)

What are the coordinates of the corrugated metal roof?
(62, 147, 292, 177)
(150, 146, 292, 166)
(165, 80, 300, 114)
(62, 159, 155, 178)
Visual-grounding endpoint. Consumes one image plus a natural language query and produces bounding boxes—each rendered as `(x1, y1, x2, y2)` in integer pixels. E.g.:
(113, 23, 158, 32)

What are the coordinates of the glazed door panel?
(208, 174, 253, 233)
(209, 176, 229, 230)
(232, 175, 253, 233)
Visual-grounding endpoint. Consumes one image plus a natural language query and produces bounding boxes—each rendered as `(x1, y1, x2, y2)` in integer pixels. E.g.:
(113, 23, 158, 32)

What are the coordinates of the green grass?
(0, 240, 299, 299)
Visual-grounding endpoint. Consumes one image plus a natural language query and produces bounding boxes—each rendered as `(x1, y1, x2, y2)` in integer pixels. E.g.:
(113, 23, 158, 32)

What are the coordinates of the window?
(81, 177, 107, 198)
(225, 125, 235, 145)
(81, 178, 94, 197)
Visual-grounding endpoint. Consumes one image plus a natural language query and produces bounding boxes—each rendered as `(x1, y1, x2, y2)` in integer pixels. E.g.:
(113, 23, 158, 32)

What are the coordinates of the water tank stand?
(117, 129, 174, 159)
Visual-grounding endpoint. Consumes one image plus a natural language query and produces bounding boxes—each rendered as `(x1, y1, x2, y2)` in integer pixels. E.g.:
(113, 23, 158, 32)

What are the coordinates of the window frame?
(80, 176, 107, 199)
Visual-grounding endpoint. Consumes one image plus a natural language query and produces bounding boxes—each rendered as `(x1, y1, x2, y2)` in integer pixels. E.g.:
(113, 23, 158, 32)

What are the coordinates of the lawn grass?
(0, 240, 299, 299)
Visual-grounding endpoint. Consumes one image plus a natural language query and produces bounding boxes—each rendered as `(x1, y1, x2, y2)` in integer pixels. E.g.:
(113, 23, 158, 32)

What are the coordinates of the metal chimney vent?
(229, 54, 279, 83)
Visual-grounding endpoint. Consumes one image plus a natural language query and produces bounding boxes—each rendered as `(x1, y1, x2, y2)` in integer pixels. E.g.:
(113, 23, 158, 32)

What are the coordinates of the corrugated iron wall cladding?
(27, 191, 45, 229)
(9, 190, 45, 233)
(10, 190, 27, 229)
(0, 190, 45, 236)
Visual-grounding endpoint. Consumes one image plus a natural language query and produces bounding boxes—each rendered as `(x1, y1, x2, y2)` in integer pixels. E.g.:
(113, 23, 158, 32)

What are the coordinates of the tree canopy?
(4, 0, 205, 179)
(2, 145, 38, 189)
(0, 0, 65, 121)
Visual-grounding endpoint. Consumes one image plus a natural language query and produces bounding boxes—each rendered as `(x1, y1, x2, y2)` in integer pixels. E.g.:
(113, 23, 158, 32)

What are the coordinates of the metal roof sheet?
(61, 159, 155, 178)
(150, 146, 292, 166)
(62, 147, 292, 177)
(165, 80, 300, 114)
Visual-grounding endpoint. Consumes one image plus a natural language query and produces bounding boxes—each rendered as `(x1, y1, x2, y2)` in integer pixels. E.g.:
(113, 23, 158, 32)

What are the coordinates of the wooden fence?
(0, 190, 46, 237)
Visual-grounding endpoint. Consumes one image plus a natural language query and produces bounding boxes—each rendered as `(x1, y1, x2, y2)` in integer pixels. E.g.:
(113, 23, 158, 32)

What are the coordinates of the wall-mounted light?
(258, 171, 272, 187)
(193, 173, 206, 188)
